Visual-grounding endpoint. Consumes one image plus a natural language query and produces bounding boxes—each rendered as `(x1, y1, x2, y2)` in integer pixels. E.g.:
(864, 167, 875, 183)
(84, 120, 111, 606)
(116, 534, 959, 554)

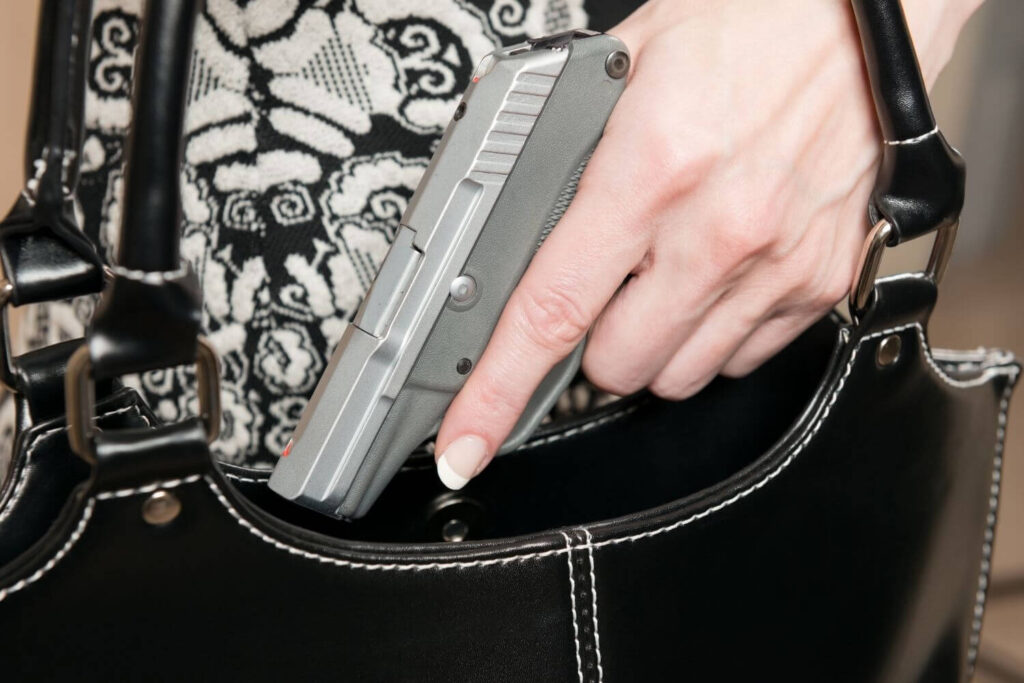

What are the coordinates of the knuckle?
(471, 372, 521, 420)
(638, 123, 719, 201)
(721, 354, 761, 379)
(649, 372, 707, 402)
(515, 286, 591, 355)
(709, 208, 782, 275)
(582, 354, 647, 396)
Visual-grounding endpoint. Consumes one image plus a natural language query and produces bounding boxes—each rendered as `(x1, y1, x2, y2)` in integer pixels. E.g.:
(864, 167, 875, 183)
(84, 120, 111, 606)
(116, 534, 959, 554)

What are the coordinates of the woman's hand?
(432, 0, 981, 490)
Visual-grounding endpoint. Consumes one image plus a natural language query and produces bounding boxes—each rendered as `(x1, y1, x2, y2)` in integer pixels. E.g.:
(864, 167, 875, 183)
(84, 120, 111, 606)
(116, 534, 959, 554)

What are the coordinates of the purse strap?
(63, 1, 964, 465)
(0, 0, 103, 297)
(848, 0, 965, 316)
(65, 0, 218, 468)
(0, 0, 105, 411)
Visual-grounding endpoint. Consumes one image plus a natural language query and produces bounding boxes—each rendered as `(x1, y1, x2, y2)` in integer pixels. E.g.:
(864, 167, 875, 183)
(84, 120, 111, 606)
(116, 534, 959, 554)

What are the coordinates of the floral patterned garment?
(13, 0, 638, 471)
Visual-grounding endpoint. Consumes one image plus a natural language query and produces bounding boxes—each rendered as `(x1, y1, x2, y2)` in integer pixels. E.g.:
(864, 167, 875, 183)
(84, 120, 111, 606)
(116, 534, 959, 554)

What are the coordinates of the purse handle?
(0, 0, 104, 293)
(63, 0, 965, 463)
(0, 0, 105, 401)
(847, 0, 965, 317)
(65, 0, 218, 465)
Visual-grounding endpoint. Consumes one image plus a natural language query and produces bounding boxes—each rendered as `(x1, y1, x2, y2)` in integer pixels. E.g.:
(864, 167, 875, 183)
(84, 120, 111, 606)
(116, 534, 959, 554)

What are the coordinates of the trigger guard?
(497, 338, 586, 455)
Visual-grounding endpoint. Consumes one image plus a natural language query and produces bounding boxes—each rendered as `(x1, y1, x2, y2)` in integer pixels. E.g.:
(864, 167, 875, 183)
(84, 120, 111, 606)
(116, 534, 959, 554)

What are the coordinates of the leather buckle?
(65, 336, 222, 462)
(849, 219, 957, 319)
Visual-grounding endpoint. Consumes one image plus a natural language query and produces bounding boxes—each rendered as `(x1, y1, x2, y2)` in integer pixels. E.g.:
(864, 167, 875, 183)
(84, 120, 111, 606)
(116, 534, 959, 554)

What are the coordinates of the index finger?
(433, 132, 649, 489)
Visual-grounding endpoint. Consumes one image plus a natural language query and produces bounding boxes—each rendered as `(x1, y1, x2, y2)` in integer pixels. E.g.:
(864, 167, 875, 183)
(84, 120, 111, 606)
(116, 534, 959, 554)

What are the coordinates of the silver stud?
(142, 490, 182, 525)
(449, 274, 477, 304)
(877, 334, 902, 367)
(442, 518, 469, 542)
(605, 50, 630, 79)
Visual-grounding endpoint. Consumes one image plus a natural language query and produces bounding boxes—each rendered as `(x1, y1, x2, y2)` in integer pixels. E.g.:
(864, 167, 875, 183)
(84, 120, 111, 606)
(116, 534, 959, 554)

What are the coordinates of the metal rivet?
(877, 334, 902, 367)
(456, 358, 473, 375)
(605, 50, 630, 79)
(449, 274, 477, 304)
(453, 101, 467, 120)
(442, 518, 469, 542)
(142, 490, 182, 525)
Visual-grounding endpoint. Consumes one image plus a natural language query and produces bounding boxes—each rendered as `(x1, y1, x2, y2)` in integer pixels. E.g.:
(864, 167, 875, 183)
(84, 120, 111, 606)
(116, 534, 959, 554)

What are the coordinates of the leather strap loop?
(0, 198, 103, 308)
(93, 419, 212, 493)
(86, 268, 202, 380)
(850, 0, 966, 244)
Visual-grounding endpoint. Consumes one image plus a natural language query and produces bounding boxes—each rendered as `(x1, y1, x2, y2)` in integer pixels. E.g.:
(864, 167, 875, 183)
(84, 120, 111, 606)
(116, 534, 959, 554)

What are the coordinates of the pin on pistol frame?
(269, 31, 629, 519)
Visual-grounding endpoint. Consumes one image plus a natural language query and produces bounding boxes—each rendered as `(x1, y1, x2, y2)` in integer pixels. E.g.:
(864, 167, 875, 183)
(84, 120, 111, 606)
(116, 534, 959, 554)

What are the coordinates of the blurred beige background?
(0, 1, 1021, 679)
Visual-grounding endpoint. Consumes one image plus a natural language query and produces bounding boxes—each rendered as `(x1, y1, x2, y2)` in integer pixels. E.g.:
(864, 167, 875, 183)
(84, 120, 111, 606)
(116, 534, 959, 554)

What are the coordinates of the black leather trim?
(851, 0, 966, 243)
(86, 268, 202, 379)
(869, 130, 966, 243)
(0, 388, 155, 568)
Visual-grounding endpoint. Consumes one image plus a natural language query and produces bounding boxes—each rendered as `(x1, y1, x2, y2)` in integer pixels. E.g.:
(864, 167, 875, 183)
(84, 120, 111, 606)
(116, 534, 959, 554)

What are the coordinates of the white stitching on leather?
(583, 528, 603, 683)
(95, 474, 202, 500)
(0, 404, 146, 525)
(205, 475, 571, 570)
(909, 324, 1014, 389)
(110, 262, 190, 284)
(0, 499, 95, 604)
(0, 470, 213, 603)
(3, 322, 1016, 581)
(517, 404, 640, 451)
(967, 382, 1015, 671)
(561, 532, 585, 683)
(201, 322, 1017, 565)
(883, 125, 938, 146)
(222, 470, 269, 483)
(218, 404, 642, 485)
(585, 324, 1018, 552)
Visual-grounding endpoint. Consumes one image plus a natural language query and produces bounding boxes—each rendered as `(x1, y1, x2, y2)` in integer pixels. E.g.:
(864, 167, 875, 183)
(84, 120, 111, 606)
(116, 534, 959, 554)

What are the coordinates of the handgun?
(269, 30, 630, 519)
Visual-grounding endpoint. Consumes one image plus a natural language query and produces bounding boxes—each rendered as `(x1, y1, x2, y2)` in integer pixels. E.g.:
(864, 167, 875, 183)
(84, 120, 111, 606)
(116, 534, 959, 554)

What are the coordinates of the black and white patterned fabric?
(16, 0, 636, 470)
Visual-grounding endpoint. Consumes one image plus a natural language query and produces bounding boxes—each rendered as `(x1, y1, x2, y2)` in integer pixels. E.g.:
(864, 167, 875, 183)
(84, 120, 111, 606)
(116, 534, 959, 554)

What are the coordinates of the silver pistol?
(269, 30, 629, 519)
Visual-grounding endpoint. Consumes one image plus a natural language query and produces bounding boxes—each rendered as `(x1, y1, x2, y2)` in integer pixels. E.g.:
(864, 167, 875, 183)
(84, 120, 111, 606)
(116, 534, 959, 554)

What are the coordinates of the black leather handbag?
(0, 1, 1017, 681)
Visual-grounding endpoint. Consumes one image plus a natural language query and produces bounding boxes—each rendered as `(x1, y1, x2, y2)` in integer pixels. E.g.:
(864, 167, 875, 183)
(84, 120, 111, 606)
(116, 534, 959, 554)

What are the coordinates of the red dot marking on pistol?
(282, 439, 293, 457)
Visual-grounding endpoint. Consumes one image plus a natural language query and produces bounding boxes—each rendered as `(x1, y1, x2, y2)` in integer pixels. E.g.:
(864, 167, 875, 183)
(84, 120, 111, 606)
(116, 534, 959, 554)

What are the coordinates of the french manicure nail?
(436, 435, 488, 490)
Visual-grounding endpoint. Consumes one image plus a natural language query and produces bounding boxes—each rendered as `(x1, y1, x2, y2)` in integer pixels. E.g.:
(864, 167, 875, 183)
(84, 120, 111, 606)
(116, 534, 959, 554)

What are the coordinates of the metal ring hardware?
(849, 219, 958, 319)
(0, 276, 21, 390)
(65, 336, 222, 462)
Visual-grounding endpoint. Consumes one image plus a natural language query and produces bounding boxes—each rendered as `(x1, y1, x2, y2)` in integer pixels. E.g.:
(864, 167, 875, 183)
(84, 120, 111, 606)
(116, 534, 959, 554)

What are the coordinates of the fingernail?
(436, 435, 488, 490)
